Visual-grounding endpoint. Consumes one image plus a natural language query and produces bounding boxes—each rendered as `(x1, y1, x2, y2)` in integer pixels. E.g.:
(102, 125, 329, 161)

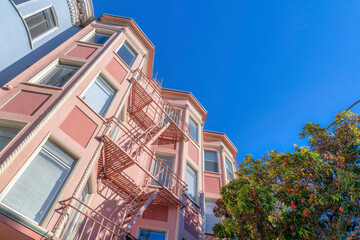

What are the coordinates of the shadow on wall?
(0, 26, 81, 87)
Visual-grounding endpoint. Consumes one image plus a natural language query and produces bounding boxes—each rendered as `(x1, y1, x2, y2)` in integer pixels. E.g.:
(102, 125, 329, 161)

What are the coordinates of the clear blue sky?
(93, 0, 360, 162)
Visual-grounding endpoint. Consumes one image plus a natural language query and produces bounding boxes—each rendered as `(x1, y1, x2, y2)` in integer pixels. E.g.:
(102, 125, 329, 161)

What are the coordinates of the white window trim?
(204, 198, 222, 234)
(204, 149, 219, 173)
(115, 39, 139, 69)
(0, 119, 27, 154)
(11, 0, 38, 8)
(150, 152, 176, 188)
(79, 28, 115, 45)
(0, 133, 81, 228)
(79, 72, 119, 118)
(22, 5, 59, 43)
(185, 161, 198, 203)
(26, 58, 84, 89)
(188, 115, 199, 144)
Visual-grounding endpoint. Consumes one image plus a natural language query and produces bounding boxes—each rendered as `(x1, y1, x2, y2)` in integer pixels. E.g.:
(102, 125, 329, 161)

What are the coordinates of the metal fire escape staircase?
(98, 69, 191, 237)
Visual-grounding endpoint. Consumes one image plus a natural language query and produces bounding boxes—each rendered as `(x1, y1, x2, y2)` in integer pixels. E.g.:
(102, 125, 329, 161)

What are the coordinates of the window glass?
(189, 117, 198, 142)
(186, 164, 197, 202)
(13, 0, 31, 5)
(82, 75, 116, 116)
(62, 182, 90, 240)
(0, 125, 22, 152)
(1, 140, 75, 223)
(87, 32, 111, 45)
(226, 158, 234, 180)
(138, 229, 166, 240)
(204, 150, 218, 172)
(25, 8, 56, 40)
(37, 63, 80, 87)
(205, 200, 221, 233)
(117, 42, 137, 67)
(151, 155, 174, 188)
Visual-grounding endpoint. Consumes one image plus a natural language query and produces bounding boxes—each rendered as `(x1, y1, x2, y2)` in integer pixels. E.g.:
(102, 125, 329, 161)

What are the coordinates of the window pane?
(226, 158, 234, 180)
(2, 141, 75, 223)
(82, 76, 115, 116)
(117, 42, 137, 67)
(204, 151, 218, 172)
(87, 33, 111, 45)
(151, 155, 174, 188)
(138, 229, 166, 240)
(186, 165, 197, 202)
(25, 8, 56, 40)
(205, 200, 221, 233)
(189, 118, 198, 142)
(0, 125, 22, 152)
(38, 64, 79, 87)
(13, 0, 31, 5)
(62, 182, 90, 240)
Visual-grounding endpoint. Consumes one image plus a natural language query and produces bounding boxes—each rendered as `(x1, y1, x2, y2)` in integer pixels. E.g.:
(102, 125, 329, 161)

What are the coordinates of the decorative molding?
(66, 0, 94, 26)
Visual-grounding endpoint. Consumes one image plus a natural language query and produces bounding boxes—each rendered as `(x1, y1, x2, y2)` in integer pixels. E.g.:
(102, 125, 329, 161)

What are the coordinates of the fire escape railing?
(103, 117, 188, 200)
(58, 197, 137, 240)
(131, 69, 190, 140)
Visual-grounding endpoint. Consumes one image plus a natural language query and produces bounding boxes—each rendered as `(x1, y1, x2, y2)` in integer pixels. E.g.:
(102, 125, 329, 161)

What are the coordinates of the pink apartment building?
(0, 14, 237, 240)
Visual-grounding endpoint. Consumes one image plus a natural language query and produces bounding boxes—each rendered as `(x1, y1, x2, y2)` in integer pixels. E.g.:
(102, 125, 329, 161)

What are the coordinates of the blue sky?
(93, 0, 360, 162)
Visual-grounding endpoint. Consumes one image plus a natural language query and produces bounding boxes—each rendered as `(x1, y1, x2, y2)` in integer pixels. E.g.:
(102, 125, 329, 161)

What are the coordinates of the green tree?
(213, 111, 360, 239)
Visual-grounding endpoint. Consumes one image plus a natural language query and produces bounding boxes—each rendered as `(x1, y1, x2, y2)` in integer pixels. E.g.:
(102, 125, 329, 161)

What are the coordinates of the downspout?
(200, 121, 205, 240)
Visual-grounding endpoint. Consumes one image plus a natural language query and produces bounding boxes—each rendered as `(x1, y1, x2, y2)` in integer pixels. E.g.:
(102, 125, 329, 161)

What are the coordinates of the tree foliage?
(213, 111, 360, 239)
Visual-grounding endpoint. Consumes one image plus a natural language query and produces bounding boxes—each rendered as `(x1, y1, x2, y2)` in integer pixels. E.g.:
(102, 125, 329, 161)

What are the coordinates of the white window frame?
(0, 119, 26, 153)
(27, 58, 84, 89)
(115, 40, 139, 68)
(0, 135, 80, 228)
(80, 28, 114, 45)
(150, 153, 175, 188)
(23, 6, 59, 43)
(204, 150, 219, 173)
(185, 163, 197, 203)
(225, 157, 235, 180)
(11, 0, 37, 7)
(204, 199, 221, 234)
(80, 72, 118, 118)
(188, 116, 199, 143)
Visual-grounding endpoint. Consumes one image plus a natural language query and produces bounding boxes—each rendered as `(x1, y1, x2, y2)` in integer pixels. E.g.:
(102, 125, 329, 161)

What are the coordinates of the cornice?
(66, 0, 94, 26)
(203, 130, 237, 159)
(97, 14, 155, 79)
(161, 88, 207, 122)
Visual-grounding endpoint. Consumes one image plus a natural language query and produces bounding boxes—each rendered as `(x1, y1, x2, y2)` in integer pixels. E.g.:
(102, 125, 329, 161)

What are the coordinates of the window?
(138, 229, 166, 240)
(13, 0, 31, 5)
(86, 32, 112, 45)
(62, 182, 90, 240)
(226, 158, 234, 180)
(25, 8, 56, 40)
(186, 164, 197, 202)
(0, 124, 22, 152)
(82, 75, 116, 116)
(117, 42, 137, 67)
(205, 200, 221, 233)
(204, 150, 218, 172)
(35, 63, 80, 87)
(189, 117, 198, 142)
(1, 140, 75, 224)
(151, 155, 174, 188)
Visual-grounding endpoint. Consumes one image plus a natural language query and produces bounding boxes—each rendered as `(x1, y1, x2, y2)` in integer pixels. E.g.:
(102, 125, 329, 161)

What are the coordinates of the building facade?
(0, 0, 94, 86)
(0, 14, 237, 240)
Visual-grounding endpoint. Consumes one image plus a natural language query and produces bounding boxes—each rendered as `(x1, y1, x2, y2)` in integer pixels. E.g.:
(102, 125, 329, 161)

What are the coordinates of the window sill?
(31, 27, 59, 45)
(0, 204, 53, 238)
(22, 82, 64, 90)
(76, 40, 106, 47)
(204, 170, 221, 175)
(76, 96, 107, 122)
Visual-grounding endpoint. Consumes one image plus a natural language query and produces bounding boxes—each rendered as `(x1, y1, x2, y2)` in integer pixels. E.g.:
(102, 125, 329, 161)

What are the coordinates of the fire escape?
(58, 69, 192, 239)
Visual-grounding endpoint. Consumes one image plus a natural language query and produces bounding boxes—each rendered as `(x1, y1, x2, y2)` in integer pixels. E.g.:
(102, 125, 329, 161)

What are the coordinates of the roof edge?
(204, 130, 237, 159)
(161, 88, 207, 122)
